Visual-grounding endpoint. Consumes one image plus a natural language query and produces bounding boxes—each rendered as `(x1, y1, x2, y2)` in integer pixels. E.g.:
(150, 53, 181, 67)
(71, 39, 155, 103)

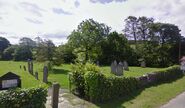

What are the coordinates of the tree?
(137, 16, 154, 41)
(36, 40, 55, 62)
(68, 19, 110, 62)
(0, 37, 10, 59)
(19, 37, 36, 49)
(14, 46, 32, 61)
(2, 45, 17, 60)
(123, 16, 138, 46)
(99, 31, 136, 65)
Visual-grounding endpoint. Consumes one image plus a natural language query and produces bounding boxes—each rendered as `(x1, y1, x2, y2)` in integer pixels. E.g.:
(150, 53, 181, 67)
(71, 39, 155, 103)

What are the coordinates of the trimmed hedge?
(84, 72, 139, 102)
(0, 87, 47, 108)
(71, 64, 183, 102)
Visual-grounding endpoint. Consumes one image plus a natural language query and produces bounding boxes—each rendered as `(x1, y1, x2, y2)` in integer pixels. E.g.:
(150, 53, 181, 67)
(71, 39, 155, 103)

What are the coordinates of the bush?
(84, 72, 139, 102)
(70, 63, 100, 97)
(0, 87, 47, 108)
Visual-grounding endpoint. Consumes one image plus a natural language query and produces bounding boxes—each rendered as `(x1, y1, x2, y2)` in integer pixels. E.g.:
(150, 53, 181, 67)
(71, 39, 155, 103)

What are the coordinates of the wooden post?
(51, 83, 60, 108)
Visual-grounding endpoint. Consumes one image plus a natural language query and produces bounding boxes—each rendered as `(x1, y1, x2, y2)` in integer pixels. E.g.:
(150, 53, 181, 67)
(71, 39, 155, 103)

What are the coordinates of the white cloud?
(0, 0, 185, 45)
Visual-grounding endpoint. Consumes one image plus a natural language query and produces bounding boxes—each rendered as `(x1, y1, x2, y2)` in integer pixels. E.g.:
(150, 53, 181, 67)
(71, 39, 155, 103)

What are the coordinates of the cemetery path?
(46, 88, 96, 108)
(160, 91, 185, 108)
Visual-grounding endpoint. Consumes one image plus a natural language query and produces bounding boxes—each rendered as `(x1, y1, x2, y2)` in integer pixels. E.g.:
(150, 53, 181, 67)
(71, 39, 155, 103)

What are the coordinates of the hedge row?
(70, 64, 183, 102)
(0, 87, 47, 108)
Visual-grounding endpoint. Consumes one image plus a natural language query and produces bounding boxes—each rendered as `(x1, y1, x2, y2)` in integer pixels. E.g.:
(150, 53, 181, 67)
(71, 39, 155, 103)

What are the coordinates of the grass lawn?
(0, 61, 163, 89)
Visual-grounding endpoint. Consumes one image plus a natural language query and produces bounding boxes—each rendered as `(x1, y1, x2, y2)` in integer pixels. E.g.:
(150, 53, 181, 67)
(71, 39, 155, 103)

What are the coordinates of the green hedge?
(71, 64, 183, 102)
(84, 72, 139, 102)
(0, 87, 47, 108)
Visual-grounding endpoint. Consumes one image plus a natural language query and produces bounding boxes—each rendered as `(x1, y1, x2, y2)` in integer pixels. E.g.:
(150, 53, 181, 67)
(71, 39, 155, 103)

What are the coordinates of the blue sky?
(0, 0, 184, 45)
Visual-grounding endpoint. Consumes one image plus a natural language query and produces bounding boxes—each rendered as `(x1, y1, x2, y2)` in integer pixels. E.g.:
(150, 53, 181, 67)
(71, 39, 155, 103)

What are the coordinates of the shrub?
(84, 72, 139, 102)
(70, 63, 100, 97)
(0, 87, 47, 108)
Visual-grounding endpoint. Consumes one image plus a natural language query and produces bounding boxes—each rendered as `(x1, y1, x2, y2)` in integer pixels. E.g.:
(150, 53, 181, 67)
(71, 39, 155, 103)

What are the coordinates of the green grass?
(0, 61, 162, 89)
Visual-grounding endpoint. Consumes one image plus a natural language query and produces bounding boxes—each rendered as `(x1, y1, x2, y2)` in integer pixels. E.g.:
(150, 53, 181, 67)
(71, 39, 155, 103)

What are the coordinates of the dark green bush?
(84, 71, 139, 102)
(0, 87, 47, 108)
(70, 63, 100, 97)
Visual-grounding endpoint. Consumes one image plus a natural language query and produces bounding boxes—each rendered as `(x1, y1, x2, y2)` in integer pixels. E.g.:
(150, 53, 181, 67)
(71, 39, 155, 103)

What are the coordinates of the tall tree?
(19, 37, 36, 49)
(123, 16, 138, 45)
(68, 19, 110, 62)
(0, 37, 10, 59)
(36, 40, 55, 62)
(137, 16, 154, 41)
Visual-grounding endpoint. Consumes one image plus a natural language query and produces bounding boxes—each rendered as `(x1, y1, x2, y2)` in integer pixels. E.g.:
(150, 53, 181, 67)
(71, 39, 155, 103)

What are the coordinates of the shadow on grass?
(52, 68, 70, 75)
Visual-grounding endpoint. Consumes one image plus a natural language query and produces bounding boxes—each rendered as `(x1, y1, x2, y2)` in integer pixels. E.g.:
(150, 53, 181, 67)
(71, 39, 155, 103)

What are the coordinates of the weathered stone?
(111, 60, 117, 74)
(96, 61, 100, 66)
(116, 62, 124, 76)
(51, 83, 60, 108)
(123, 61, 129, 71)
(43, 66, 48, 83)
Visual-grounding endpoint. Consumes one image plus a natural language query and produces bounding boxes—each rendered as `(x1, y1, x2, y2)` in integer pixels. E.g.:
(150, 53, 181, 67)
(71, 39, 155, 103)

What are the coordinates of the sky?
(0, 0, 185, 45)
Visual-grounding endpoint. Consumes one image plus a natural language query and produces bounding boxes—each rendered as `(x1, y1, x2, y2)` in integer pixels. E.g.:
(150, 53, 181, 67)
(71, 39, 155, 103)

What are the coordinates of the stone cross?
(123, 61, 129, 71)
(35, 72, 38, 80)
(111, 60, 117, 74)
(116, 62, 124, 76)
(43, 66, 48, 83)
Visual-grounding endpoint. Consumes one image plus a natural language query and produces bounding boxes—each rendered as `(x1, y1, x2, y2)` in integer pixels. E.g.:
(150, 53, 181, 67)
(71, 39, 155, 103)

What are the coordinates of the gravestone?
(0, 72, 21, 90)
(123, 61, 129, 71)
(28, 59, 33, 75)
(23, 65, 26, 71)
(111, 60, 117, 74)
(96, 61, 100, 66)
(141, 61, 146, 68)
(35, 72, 38, 80)
(116, 62, 124, 76)
(51, 83, 60, 108)
(30, 61, 33, 75)
(43, 66, 48, 83)
(180, 56, 185, 74)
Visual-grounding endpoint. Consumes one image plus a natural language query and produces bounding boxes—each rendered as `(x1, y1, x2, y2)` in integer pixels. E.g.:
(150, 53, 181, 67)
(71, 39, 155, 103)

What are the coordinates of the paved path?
(161, 91, 185, 108)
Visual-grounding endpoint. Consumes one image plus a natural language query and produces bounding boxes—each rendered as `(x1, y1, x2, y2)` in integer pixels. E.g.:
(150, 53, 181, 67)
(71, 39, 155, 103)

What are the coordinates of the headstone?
(96, 61, 100, 66)
(23, 65, 26, 71)
(28, 59, 33, 75)
(51, 83, 60, 108)
(116, 62, 124, 76)
(111, 60, 117, 74)
(0, 72, 21, 90)
(141, 61, 146, 68)
(123, 61, 129, 71)
(30, 61, 33, 75)
(43, 66, 48, 83)
(35, 72, 38, 80)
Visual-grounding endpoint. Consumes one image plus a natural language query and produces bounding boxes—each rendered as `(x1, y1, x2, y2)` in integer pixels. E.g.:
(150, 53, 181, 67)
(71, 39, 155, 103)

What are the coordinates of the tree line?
(0, 16, 185, 67)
